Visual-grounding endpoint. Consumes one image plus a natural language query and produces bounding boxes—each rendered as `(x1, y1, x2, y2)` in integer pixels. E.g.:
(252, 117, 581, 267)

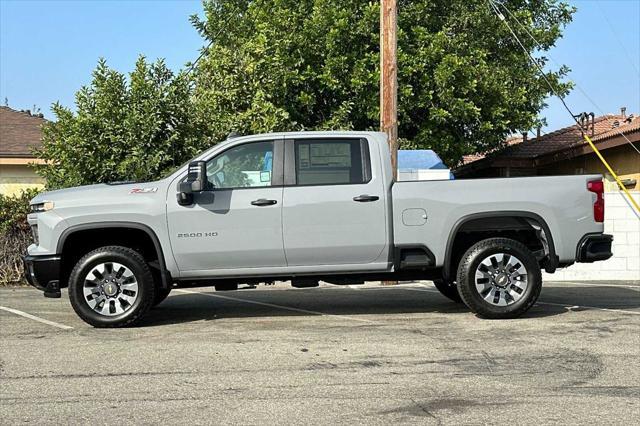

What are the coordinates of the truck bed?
(391, 175, 604, 266)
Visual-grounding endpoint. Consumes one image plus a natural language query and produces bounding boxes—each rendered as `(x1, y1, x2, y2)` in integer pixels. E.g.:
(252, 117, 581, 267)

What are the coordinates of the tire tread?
(68, 245, 155, 328)
(456, 238, 541, 319)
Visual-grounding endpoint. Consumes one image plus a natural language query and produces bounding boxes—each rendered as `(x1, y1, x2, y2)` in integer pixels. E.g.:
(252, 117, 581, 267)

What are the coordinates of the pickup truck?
(24, 131, 613, 327)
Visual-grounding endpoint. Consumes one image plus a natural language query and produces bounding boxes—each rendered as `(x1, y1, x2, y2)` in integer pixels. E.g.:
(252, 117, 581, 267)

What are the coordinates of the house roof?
(495, 114, 635, 159)
(461, 135, 523, 165)
(457, 112, 640, 174)
(0, 106, 46, 158)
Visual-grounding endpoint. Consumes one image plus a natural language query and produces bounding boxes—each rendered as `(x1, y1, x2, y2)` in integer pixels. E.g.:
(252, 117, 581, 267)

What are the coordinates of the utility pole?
(380, 0, 398, 179)
(381, 0, 399, 286)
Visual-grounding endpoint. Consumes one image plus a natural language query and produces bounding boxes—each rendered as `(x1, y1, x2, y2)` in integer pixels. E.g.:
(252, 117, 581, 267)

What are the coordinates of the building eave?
(0, 157, 46, 165)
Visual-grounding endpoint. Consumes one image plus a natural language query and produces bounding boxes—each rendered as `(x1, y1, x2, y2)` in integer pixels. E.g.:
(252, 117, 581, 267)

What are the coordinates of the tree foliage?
(36, 57, 205, 189)
(191, 0, 574, 165)
(35, 0, 575, 189)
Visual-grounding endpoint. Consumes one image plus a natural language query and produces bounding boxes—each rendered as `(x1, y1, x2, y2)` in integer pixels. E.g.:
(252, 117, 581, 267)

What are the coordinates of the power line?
(487, 0, 640, 214)
(494, 0, 640, 155)
(487, 1, 577, 125)
(183, 39, 214, 77)
(182, 3, 245, 78)
(595, 0, 640, 77)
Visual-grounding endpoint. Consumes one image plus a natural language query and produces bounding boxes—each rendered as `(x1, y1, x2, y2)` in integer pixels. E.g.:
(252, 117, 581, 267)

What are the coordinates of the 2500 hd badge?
(177, 232, 218, 238)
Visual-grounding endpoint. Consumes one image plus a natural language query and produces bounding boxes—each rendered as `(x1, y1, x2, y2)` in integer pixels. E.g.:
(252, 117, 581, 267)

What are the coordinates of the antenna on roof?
(226, 131, 241, 140)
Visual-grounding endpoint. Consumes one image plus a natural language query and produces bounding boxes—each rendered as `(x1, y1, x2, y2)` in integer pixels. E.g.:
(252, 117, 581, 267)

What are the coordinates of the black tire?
(152, 285, 172, 307)
(68, 246, 155, 328)
(456, 238, 541, 319)
(432, 279, 463, 303)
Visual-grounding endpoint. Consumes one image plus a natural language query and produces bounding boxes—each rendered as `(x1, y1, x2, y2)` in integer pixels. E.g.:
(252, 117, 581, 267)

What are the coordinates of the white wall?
(398, 169, 452, 181)
(543, 191, 640, 281)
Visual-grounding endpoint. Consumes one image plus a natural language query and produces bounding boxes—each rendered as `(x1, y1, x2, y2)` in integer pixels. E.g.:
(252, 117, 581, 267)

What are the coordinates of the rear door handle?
(353, 195, 379, 202)
(251, 198, 278, 206)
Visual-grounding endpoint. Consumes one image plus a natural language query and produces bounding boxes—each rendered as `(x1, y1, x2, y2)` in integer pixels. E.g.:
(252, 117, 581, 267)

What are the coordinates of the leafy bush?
(36, 57, 207, 189)
(0, 189, 40, 285)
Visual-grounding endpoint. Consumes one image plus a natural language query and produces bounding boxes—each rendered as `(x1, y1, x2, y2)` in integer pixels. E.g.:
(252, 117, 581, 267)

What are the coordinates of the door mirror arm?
(176, 191, 194, 206)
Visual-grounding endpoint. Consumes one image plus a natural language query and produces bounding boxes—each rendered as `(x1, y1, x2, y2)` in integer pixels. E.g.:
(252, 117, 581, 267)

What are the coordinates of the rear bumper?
(22, 254, 62, 298)
(576, 234, 613, 263)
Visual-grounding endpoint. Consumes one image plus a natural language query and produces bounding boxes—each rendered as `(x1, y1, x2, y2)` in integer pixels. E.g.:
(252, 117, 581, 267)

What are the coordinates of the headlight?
(30, 201, 55, 213)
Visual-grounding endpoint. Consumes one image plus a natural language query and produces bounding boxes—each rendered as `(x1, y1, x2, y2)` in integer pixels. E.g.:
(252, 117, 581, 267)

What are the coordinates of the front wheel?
(68, 246, 155, 328)
(456, 238, 541, 319)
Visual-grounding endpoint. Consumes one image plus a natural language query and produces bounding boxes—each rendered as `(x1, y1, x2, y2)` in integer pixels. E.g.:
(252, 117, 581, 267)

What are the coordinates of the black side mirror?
(181, 161, 207, 193)
(177, 161, 207, 205)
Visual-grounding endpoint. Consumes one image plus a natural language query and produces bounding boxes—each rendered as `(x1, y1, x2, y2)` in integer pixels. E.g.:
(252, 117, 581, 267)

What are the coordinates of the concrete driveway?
(1, 281, 639, 424)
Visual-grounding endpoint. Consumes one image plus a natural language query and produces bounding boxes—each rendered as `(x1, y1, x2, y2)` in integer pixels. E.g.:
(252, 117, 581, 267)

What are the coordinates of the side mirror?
(177, 161, 207, 206)
(181, 161, 207, 193)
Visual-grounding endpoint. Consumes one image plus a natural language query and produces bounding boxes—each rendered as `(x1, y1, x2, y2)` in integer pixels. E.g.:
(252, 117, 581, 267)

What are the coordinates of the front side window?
(295, 139, 368, 185)
(206, 141, 274, 189)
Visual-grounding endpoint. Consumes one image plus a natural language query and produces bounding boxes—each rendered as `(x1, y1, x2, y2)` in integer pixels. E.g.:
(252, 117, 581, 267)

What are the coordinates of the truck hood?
(30, 182, 164, 206)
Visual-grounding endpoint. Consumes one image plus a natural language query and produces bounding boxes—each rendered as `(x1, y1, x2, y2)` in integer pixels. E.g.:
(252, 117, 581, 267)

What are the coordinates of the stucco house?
(0, 106, 46, 196)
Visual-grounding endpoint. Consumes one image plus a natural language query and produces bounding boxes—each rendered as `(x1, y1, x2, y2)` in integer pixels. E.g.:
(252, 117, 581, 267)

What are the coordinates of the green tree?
(37, 57, 205, 189)
(191, 0, 574, 166)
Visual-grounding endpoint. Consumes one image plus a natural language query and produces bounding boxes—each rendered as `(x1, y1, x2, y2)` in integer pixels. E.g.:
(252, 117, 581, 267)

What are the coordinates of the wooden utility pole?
(380, 0, 398, 180)
(381, 0, 399, 286)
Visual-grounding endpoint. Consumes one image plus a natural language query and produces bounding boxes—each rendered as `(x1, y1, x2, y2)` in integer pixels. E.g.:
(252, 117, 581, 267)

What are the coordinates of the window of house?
(294, 139, 369, 185)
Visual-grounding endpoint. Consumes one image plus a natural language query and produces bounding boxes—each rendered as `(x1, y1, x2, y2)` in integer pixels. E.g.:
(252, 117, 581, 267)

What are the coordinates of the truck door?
(166, 139, 286, 272)
(282, 137, 388, 266)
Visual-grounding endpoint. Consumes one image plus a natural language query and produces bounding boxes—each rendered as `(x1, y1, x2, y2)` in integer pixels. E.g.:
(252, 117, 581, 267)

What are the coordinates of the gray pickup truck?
(24, 131, 613, 327)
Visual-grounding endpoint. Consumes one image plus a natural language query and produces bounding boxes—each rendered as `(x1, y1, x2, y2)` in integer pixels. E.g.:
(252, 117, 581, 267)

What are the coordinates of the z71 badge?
(130, 187, 158, 194)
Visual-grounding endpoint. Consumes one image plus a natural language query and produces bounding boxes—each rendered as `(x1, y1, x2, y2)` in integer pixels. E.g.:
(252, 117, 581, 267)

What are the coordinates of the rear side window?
(294, 139, 370, 185)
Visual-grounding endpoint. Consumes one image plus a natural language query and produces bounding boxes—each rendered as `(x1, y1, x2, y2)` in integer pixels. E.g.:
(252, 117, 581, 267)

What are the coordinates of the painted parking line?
(0, 306, 74, 330)
(175, 289, 377, 323)
(358, 285, 640, 316)
(399, 287, 439, 293)
(549, 281, 640, 290)
(536, 301, 640, 316)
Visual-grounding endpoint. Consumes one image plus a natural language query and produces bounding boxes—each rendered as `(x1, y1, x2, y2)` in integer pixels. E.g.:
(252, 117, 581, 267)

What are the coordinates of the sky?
(1, 0, 639, 134)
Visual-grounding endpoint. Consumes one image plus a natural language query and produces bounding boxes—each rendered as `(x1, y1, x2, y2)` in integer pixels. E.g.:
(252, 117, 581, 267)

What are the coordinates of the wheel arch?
(57, 222, 171, 288)
(443, 211, 557, 280)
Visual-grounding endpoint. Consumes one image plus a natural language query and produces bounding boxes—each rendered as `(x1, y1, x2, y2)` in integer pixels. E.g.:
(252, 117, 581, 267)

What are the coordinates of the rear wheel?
(432, 279, 462, 303)
(456, 238, 541, 319)
(68, 246, 155, 327)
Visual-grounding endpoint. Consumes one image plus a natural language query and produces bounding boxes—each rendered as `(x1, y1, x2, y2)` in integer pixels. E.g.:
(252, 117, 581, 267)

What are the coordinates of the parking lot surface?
(1, 280, 639, 425)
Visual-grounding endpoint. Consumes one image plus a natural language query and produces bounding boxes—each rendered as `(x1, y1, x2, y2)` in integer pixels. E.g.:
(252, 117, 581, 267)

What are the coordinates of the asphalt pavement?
(1, 280, 639, 425)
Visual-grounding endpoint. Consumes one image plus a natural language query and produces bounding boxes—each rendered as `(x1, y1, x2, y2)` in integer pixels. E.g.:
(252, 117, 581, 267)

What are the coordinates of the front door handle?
(251, 198, 278, 206)
(353, 194, 379, 202)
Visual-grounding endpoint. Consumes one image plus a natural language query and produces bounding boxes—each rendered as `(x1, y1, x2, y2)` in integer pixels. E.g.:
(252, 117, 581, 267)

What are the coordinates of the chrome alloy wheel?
(83, 262, 139, 316)
(474, 253, 528, 307)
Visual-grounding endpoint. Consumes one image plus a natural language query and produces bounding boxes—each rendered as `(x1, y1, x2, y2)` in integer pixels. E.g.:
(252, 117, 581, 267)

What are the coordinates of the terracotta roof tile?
(497, 114, 637, 159)
(462, 113, 639, 167)
(0, 106, 46, 158)
(462, 135, 523, 164)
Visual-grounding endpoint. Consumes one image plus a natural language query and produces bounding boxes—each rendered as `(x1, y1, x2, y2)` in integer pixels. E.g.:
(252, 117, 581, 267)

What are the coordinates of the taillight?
(587, 179, 604, 222)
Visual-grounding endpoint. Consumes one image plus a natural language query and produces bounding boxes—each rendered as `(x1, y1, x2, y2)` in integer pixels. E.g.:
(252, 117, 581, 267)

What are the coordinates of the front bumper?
(23, 254, 62, 298)
(577, 234, 613, 263)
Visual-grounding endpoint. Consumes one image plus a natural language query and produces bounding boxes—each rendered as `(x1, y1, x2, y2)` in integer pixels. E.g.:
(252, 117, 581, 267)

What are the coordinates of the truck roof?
(225, 130, 387, 141)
